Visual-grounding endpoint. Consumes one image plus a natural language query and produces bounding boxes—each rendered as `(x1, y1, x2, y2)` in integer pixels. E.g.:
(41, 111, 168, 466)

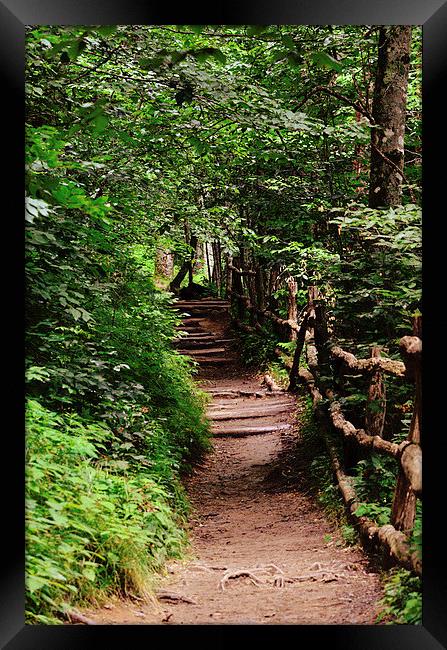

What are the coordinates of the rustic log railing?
(229, 277, 422, 576)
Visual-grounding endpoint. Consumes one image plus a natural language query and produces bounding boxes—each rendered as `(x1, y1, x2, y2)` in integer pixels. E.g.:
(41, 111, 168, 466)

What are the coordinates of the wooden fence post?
(391, 317, 422, 533)
(365, 347, 386, 438)
(288, 312, 309, 392)
(305, 286, 320, 379)
(314, 295, 332, 394)
(286, 277, 298, 341)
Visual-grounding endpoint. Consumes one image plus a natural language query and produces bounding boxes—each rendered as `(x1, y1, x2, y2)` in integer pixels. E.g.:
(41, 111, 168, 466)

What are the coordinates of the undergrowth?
(299, 399, 358, 547)
(26, 400, 189, 624)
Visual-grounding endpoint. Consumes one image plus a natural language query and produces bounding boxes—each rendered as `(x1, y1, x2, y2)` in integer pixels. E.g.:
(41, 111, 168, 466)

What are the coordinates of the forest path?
(83, 299, 383, 625)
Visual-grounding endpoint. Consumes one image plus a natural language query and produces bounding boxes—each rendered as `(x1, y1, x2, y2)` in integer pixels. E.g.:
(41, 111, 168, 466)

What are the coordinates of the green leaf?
(191, 47, 226, 65)
(27, 575, 46, 594)
(311, 51, 343, 72)
(82, 567, 97, 581)
(139, 56, 165, 70)
(286, 51, 304, 68)
(246, 26, 268, 37)
(186, 25, 205, 34)
(281, 34, 296, 49)
(96, 26, 117, 37)
(91, 114, 108, 134)
(67, 307, 82, 321)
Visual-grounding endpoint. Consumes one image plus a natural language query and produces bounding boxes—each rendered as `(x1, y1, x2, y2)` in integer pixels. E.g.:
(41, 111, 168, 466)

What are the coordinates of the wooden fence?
(229, 277, 422, 576)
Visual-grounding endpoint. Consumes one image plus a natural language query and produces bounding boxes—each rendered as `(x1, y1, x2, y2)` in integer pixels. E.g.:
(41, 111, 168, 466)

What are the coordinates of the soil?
(81, 301, 384, 625)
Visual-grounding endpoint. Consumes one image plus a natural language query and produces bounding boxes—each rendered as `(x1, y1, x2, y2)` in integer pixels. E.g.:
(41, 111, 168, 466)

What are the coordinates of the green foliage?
(236, 326, 278, 369)
(353, 454, 398, 506)
(377, 568, 422, 624)
(26, 400, 189, 624)
(354, 503, 391, 527)
(329, 203, 421, 346)
(301, 401, 355, 531)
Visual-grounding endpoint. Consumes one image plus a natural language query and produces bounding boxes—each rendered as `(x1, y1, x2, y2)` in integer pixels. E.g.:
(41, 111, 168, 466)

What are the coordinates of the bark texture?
(369, 26, 412, 208)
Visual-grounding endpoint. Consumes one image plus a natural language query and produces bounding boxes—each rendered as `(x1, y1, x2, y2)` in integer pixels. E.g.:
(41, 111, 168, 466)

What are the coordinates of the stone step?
(207, 405, 293, 421)
(174, 338, 234, 349)
(203, 389, 285, 398)
(211, 423, 292, 437)
(192, 357, 232, 364)
(179, 347, 226, 356)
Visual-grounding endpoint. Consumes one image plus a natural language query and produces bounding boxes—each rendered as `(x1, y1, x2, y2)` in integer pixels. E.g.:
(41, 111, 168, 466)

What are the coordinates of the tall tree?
(369, 26, 412, 207)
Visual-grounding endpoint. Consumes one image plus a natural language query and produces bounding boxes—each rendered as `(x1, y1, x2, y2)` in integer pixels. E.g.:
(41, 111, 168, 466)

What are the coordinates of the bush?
(26, 399, 194, 623)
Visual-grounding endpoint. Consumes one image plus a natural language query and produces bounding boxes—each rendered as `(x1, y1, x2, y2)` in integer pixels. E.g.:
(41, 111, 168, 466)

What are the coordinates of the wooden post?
(288, 312, 309, 392)
(205, 242, 212, 284)
(365, 347, 386, 438)
(286, 277, 298, 341)
(314, 296, 331, 391)
(306, 286, 320, 378)
(391, 316, 422, 534)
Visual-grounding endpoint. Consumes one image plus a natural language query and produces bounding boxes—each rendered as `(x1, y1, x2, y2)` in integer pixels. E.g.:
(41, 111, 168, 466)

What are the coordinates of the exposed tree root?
(156, 590, 198, 605)
(219, 564, 285, 590)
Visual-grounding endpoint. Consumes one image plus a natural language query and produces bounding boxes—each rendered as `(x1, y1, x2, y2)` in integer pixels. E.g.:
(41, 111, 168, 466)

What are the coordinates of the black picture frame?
(2, 1, 446, 647)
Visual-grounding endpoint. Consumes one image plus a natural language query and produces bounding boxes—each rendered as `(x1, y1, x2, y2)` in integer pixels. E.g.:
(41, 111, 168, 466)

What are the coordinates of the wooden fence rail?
(229, 278, 422, 576)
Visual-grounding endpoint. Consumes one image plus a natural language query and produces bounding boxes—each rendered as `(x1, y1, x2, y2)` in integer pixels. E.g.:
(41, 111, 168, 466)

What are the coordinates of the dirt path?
(83, 299, 383, 625)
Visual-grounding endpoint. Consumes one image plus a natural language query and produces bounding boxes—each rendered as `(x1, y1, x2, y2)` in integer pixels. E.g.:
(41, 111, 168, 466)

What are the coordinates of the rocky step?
(180, 317, 206, 323)
(174, 300, 230, 307)
(191, 357, 232, 364)
(173, 338, 234, 349)
(176, 310, 228, 318)
(173, 306, 230, 314)
(211, 423, 292, 437)
(178, 347, 226, 356)
(175, 327, 213, 334)
(208, 398, 295, 411)
(175, 332, 218, 338)
(202, 389, 286, 398)
(207, 406, 294, 421)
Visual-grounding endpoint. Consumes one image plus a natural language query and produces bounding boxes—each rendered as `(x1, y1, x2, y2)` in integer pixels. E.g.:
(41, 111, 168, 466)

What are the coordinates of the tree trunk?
(365, 347, 386, 438)
(155, 248, 174, 277)
(369, 26, 412, 208)
(225, 253, 233, 298)
(169, 235, 198, 294)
